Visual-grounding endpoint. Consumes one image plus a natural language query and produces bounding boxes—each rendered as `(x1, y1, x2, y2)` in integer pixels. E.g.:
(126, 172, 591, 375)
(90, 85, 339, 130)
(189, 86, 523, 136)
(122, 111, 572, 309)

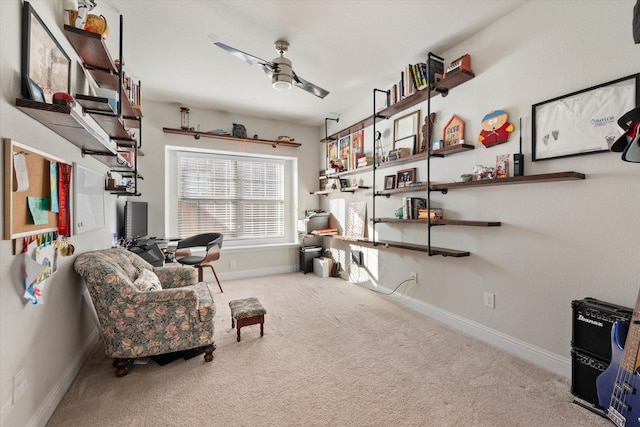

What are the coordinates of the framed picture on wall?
(21, 1, 71, 103)
(532, 73, 639, 161)
(384, 175, 395, 190)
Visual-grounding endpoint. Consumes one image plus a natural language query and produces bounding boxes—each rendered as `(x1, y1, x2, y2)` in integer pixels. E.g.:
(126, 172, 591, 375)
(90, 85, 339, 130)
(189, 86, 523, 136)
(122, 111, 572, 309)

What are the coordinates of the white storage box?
(313, 257, 329, 278)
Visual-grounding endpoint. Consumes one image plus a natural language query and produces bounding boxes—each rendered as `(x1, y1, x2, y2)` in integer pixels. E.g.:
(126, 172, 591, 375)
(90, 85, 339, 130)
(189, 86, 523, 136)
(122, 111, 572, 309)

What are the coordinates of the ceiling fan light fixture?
(272, 56, 293, 91)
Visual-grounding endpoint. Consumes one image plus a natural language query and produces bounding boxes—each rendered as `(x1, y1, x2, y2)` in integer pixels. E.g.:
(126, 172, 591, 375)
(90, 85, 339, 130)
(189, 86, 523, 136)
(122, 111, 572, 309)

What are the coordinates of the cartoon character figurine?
(478, 110, 514, 147)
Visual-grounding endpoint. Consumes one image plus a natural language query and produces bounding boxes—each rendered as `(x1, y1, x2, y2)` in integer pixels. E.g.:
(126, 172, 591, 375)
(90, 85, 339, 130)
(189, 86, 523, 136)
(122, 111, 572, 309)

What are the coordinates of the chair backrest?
(176, 233, 223, 251)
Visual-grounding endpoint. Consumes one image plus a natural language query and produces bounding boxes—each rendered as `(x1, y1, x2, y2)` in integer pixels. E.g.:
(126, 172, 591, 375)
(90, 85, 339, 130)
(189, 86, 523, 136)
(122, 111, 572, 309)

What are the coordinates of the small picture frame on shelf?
(339, 178, 349, 189)
(396, 168, 416, 188)
(384, 175, 395, 190)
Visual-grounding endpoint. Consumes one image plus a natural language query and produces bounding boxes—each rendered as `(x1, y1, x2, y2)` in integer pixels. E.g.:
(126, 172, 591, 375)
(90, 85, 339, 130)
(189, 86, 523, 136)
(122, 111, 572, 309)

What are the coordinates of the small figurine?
(478, 110, 514, 147)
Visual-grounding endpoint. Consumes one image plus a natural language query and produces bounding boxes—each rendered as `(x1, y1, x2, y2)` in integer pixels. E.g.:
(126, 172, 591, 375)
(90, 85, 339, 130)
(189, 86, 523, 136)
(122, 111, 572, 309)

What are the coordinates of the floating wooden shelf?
(329, 235, 470, 257)
(162, 127, 301, 148)
(374, 182, 428, 196)
(430, 171, 585, 191)
(373, 218, 501, 227)
(430, 143, 475, 157)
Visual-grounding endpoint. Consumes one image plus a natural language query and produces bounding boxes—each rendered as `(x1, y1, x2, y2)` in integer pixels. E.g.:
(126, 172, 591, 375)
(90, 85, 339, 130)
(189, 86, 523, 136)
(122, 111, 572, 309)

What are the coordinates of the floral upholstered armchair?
(74, 247, 216, 376)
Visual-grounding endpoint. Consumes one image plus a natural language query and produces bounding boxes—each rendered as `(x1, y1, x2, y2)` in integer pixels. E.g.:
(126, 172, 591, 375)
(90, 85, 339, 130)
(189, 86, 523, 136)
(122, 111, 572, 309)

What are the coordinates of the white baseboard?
(371, 284, 571, 379)
(219, 264, 298, 281)
(29, 329, 100, 427)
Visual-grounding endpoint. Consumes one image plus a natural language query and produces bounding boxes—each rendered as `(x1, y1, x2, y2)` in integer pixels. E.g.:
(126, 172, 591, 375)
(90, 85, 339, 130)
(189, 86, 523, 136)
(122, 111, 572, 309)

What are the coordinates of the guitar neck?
(622, 290, 640, 374)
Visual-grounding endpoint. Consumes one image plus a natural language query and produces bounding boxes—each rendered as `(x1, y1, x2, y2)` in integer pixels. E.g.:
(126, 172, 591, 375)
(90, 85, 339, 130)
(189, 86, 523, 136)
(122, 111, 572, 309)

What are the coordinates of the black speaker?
(571, 298, 632, 361)
(571, 349, 608, 406)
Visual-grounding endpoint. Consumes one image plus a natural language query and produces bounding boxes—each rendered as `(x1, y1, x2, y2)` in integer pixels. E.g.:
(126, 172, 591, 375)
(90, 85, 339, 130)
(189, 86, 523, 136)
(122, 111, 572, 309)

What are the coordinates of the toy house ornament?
(478, 109, 514, 147)
(443, 115, 465, 147)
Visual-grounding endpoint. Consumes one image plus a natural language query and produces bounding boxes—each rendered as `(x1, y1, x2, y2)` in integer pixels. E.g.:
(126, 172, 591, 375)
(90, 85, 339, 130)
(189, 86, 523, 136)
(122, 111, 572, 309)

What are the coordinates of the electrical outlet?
(409, 272, 417, 284)
(229, 260, 236, 269)
(13, 368, 27, 404)
(484, 292, 495, 309)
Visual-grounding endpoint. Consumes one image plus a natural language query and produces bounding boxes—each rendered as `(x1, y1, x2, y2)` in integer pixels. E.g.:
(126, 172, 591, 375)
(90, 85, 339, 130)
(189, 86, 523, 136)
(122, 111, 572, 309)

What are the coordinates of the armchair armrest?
(153, 266, 197, 289)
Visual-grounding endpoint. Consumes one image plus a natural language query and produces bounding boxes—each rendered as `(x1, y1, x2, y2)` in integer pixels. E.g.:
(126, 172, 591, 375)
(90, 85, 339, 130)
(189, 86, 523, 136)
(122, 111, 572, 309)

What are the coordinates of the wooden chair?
(175, 233, 224, 293)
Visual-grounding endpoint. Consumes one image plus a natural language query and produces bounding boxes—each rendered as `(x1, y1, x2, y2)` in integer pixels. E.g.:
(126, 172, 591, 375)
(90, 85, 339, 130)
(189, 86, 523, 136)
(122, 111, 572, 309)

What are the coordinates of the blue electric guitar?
(596, 293, 640, 427)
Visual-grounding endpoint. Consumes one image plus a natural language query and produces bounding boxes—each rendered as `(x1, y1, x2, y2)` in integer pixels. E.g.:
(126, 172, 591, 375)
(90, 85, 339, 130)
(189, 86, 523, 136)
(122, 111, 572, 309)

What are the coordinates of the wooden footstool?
(229, 297, 266, 342)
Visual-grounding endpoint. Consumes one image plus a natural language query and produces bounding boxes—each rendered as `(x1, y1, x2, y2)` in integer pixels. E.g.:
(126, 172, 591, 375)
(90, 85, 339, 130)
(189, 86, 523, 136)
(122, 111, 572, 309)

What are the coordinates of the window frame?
(165, 145, 298, 248)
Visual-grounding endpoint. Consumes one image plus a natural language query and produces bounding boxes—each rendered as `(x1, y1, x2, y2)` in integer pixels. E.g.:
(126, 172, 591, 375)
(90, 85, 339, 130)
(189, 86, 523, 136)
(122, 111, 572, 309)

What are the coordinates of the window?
(170, 149, 297, 247)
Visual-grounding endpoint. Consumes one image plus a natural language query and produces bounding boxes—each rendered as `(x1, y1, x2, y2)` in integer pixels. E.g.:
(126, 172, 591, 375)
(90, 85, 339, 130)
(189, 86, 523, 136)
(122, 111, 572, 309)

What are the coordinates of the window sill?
(222, 242, 301, 253)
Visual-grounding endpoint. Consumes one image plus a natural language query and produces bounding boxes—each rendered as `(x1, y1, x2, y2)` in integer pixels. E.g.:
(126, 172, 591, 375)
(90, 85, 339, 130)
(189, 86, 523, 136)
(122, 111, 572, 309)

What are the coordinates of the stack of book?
(418, 208, 444, 220)
(388, 57, 444, 106)
(124, 74, 141, 106)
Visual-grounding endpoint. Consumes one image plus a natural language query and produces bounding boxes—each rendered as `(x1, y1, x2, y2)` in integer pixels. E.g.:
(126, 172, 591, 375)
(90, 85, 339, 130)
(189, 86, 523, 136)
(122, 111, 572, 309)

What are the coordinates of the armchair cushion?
(133, 269, 162, 292)
(74, 247, 216, 360)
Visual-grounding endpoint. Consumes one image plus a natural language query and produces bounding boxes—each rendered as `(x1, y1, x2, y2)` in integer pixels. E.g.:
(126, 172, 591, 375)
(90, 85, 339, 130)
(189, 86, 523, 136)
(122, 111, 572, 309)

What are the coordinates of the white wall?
(140, 100, 322, 278)
(0, 1, 320, 426)
(322, 0, 640, 375)
(1, 2, 114, 426)
(2, 0, 639, 425)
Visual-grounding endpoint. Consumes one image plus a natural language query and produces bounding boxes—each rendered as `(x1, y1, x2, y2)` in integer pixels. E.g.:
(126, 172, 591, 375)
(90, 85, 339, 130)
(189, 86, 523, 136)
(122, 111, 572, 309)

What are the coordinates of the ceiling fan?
(213, 39, 329, 99)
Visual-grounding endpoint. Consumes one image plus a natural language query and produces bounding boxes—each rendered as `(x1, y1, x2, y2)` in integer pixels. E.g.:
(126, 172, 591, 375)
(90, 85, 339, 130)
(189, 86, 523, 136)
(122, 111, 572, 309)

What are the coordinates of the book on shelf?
(310, 228, 338, 236)
(496, 154, 509, 178)
(418, 208, 444, 220)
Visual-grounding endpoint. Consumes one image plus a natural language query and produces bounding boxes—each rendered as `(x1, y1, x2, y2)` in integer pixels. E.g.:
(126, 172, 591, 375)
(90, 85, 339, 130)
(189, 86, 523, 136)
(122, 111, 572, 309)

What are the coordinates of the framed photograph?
(532, 73, 639, 161)
(396, 168, 416, 188)
(21, 1, 71, 103)
(394, 135, 417, 155)
(394, 110, 421, 149)
(384, 175, 395, 190)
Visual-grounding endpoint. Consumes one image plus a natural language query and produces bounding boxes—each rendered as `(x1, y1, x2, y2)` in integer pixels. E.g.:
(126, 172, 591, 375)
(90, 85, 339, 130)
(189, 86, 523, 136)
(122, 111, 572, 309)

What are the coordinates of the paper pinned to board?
(13, 152, 29, 192)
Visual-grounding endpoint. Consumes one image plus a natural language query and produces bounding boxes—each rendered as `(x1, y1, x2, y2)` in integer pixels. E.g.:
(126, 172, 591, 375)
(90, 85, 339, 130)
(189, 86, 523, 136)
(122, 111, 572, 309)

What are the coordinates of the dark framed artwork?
(384, 175, 395, 190)
(396, 168, 416, 188)
(532, 73, 639, 161)
(21, 1, 71, 103)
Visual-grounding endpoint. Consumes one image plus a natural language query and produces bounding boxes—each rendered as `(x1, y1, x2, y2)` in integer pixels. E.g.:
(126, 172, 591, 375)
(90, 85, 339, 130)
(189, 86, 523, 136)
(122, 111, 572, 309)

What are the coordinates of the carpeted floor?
(47, 273, 609, 426)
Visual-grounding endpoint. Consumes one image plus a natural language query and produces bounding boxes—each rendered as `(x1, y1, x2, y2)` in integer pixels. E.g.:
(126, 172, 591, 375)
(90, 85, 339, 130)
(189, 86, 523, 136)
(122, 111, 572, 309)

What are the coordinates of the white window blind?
(177, 152, 285, 242)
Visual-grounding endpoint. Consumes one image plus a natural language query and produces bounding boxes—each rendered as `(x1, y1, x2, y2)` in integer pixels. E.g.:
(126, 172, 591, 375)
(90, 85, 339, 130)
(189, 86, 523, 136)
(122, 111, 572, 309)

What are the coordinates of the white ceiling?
(104, 0, 527, 127)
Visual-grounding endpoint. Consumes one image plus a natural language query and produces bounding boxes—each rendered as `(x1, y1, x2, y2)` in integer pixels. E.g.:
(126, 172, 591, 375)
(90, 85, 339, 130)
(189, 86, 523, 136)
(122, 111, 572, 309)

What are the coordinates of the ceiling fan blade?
(292, 71, 329, 99)
(213, 42, 276, 72)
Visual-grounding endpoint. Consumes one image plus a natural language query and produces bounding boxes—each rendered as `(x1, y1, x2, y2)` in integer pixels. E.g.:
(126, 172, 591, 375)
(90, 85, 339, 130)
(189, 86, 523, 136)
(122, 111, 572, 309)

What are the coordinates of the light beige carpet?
(47, 273, 609, 426)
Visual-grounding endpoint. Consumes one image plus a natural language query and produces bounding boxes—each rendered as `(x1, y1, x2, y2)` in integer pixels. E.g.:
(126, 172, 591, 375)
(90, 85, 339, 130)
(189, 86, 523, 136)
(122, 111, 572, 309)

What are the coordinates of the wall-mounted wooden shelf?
(326, 152, 428, 179)
(312, 185, 371, 195)
(162, 127, 301, 148)
(322, 68, 475, 142)
(430, 171, 585, 191)
(329, 235, 470, 257)
(15, 98, 134, 170)
(430, 143, 475, 157)
(373, 218, 501, 227)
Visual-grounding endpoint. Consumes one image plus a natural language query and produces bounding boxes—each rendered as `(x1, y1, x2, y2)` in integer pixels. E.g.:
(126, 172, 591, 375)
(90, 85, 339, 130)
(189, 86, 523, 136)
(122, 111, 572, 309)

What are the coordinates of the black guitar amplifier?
(571, 297, 632, 361)
(571, 348, 609, 406)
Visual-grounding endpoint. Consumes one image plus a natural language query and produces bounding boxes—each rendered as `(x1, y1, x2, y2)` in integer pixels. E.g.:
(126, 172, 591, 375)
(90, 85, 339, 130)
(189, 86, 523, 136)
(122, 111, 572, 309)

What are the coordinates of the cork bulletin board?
(4, 138, 65, 239)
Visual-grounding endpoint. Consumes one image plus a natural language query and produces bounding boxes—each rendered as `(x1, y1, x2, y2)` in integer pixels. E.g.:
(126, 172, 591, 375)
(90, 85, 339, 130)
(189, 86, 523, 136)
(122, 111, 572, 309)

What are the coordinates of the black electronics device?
(570, 297, 632, 407)
(299, 246, 322, 274)
(571, 348, 609, 406)
(571, 297, 632, 361)
(514, 118, 524, 176)
(513, 153, 524, 176)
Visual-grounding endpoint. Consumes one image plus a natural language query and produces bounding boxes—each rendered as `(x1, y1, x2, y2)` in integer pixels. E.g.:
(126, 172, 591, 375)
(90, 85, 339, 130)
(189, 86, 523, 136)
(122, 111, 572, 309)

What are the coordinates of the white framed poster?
(73, 163, 105, 234)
